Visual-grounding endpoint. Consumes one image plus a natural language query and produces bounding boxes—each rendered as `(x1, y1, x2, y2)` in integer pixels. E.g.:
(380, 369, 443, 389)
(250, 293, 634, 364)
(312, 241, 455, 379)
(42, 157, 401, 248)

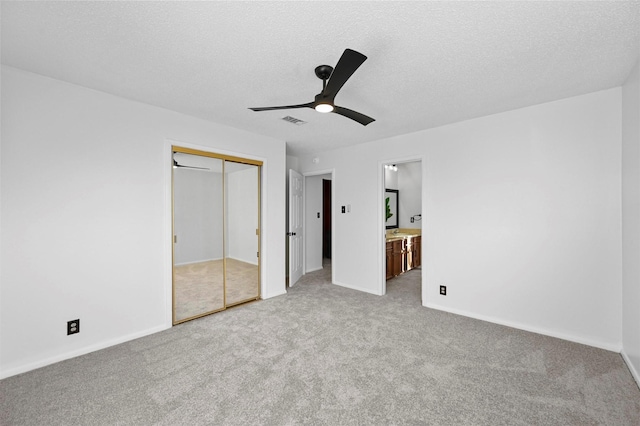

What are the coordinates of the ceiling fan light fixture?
(315, 103, 334, 113)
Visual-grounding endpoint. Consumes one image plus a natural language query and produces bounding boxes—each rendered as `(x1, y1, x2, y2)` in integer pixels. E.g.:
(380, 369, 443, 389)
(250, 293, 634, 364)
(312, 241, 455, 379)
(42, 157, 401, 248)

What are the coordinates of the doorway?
(382, 160, 423, 302)
(323, 179, 332, 260)
(302, 171, 334, 280)
(172, 147, 262, 324)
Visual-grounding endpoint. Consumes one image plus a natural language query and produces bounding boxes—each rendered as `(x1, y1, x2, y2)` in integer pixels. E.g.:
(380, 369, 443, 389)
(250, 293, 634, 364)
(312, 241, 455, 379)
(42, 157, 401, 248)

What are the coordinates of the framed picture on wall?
(385, 189, 399, 229)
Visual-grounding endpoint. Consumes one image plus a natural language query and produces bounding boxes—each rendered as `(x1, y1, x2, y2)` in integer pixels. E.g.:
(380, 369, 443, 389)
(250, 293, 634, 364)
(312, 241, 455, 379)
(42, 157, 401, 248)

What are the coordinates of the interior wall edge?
(425, 302, 622, 353)
(621, 349, 640, 388)
(0, 324, 169, 380)
(333, 280, 382, 296)
(261, 289, 287, 300)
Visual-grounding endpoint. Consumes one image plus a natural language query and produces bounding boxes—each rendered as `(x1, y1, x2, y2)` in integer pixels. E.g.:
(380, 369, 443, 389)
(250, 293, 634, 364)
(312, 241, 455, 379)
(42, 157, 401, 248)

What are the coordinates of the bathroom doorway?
(382, 160, 423, 303)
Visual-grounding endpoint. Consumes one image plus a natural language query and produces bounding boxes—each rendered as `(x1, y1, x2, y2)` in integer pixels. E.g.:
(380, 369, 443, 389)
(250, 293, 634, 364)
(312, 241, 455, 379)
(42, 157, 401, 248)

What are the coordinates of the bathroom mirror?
(385, 189, 399, 229)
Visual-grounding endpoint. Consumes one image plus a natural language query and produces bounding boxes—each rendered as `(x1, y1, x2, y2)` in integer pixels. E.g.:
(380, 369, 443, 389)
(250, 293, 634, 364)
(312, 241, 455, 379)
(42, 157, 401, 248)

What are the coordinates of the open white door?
(288, 169, 304, 286)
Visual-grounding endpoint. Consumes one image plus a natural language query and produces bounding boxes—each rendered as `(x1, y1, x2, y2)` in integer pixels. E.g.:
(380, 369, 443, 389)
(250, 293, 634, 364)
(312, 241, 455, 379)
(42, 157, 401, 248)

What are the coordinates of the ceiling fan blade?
(333, 106, 375, 126)
(249, 102, 313, 112)
(323, 49, 367, 100)
(173, 160, 210, 170)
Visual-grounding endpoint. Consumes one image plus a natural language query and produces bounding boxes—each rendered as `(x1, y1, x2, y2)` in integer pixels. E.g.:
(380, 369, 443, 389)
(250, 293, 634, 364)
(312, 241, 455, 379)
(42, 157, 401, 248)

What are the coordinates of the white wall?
(384, 167, 398, 190)
(299, 88, 622, 351)
(173, 169, 223, 265)
(622, 58, 640, 384)
(305, 174, 330, 272)
(0, 66, 286, 378)
(397, 162, 422, 229)
(227, 166, 259, 265)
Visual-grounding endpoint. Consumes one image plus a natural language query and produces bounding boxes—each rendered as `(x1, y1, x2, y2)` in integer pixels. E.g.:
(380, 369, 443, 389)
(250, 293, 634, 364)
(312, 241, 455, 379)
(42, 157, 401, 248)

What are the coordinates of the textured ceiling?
(2, 1, 639, 156)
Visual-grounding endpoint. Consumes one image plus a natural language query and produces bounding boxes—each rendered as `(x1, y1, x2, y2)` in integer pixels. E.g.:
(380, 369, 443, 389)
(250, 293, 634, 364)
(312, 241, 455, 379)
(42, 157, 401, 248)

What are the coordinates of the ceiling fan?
(172, 154, 210, 171)
(173, 159, 209, 170)
(249, 48, 375, 126)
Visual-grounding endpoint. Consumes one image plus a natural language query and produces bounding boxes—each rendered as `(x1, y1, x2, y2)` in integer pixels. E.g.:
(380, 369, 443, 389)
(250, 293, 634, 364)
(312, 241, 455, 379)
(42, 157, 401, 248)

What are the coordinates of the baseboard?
(621, 350, 640, 388)
(0, 324, 169, 380)
(174, 257, 222, 266)
(227, 256, 259, 266)
(425, 302, 621, 352)
(305, 266, 323, 273)
(333, 280, 382, 296)
(261, 289, 287, 299)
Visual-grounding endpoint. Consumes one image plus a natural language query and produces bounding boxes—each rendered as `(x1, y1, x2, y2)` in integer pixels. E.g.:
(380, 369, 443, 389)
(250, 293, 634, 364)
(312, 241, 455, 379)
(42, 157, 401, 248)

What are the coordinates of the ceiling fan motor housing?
(314, 65, 333, 81)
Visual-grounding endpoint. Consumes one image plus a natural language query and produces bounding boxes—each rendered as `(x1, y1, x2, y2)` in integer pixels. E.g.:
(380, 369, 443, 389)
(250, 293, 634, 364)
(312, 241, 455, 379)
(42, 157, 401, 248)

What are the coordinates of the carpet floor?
(1, 263, 639, 425)
(174, 258, 259, 321)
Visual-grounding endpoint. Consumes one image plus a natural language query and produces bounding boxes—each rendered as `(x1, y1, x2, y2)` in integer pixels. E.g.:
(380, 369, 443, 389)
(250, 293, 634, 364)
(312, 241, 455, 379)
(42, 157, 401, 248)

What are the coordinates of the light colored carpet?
(174, 258, 259, 321)
(2, 263, 639, 425)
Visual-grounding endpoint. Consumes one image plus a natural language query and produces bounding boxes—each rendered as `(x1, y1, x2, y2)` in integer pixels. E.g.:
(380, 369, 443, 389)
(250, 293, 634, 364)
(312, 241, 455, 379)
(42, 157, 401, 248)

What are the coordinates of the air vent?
(281, 116, 307, 126)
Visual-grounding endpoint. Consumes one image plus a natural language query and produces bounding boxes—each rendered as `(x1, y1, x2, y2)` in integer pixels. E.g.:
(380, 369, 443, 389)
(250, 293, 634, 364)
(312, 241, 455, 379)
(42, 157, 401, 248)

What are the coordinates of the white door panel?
(288, 169, 304, 286)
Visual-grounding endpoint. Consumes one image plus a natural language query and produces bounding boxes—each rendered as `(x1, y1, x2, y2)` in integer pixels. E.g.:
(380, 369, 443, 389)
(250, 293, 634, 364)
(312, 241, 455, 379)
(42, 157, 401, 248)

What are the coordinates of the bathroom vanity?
(385, 230, 421, 280)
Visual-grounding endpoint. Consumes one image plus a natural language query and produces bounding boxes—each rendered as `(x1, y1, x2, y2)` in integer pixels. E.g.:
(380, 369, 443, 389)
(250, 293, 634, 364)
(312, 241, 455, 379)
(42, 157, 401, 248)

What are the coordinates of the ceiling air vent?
(281, 116, 307, 126)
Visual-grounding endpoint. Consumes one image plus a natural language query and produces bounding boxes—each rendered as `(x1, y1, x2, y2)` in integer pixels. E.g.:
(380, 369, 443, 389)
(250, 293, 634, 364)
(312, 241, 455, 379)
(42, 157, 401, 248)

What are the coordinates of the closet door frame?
(171, 146, 262, 325)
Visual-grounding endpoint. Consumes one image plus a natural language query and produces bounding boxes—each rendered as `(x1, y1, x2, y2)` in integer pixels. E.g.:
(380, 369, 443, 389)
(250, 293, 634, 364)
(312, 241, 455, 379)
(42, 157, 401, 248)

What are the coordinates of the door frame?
(378, 156, 426, 303)
(303, 169, 336, 285)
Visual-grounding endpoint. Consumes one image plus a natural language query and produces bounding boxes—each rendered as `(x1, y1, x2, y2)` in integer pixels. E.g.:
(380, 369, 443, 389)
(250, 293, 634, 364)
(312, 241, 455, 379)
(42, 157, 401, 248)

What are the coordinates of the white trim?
(163, 141, 174, 328)
(261, 289, 287, 300)
(226, 256, 259, 266)
(305, 266, 323, 273)
(174, 257, 224, 266)
(333, 280, 382, 296)
(0, 324, 169, 380)
(621, 350, 640, 388)
(426, 302, 622, 352)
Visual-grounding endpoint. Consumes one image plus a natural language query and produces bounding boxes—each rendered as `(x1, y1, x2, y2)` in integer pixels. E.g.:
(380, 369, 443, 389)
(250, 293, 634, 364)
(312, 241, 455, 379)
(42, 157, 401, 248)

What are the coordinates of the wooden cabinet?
(385, 243, 394, 280)
(412, 236, 421, 268)
(386, 235, 421, 280)
(392, 239, 404, 277)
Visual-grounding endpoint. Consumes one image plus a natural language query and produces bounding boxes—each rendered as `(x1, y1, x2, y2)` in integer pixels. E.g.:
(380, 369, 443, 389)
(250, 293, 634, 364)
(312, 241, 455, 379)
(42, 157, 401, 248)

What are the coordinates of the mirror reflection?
(224, 161, 260, 306)
(172, 151, 261, 324)
(173, 153, 224, 322)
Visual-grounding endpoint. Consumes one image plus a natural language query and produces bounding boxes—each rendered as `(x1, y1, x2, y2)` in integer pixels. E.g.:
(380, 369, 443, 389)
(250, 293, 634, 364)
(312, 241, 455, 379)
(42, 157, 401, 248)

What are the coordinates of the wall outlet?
(341, 206, 346, 213)
(67, 319, 80, 335)
(439, 286, 447, 296)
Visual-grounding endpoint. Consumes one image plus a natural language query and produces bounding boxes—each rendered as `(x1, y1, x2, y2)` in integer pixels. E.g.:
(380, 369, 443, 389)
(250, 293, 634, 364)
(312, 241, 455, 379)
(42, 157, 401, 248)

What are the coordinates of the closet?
(172, 147, 261, 324)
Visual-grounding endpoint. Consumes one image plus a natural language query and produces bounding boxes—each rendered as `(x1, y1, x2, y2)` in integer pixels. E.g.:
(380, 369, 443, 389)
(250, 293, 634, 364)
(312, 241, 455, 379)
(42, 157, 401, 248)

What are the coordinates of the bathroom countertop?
(385, 228, 421, 242)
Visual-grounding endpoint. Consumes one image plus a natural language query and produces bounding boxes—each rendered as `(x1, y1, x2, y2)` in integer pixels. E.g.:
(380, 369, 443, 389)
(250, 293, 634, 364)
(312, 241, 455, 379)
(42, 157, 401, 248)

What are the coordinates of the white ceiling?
(2, 1, 639, 156)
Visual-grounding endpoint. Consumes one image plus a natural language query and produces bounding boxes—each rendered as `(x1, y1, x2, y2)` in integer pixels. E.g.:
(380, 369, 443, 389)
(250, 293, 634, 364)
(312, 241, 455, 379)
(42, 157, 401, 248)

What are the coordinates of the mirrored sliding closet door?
(224, 161, 260, 306)
(172, 148, 261, 324)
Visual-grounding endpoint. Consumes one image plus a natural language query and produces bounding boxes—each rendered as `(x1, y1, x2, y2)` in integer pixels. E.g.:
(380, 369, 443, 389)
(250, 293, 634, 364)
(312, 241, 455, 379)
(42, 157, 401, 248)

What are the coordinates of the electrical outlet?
(439, 286, 447, 296)
(341, 206, 346, 213)
(317, 212, 320, 218)
(67, 319, 80, 335)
